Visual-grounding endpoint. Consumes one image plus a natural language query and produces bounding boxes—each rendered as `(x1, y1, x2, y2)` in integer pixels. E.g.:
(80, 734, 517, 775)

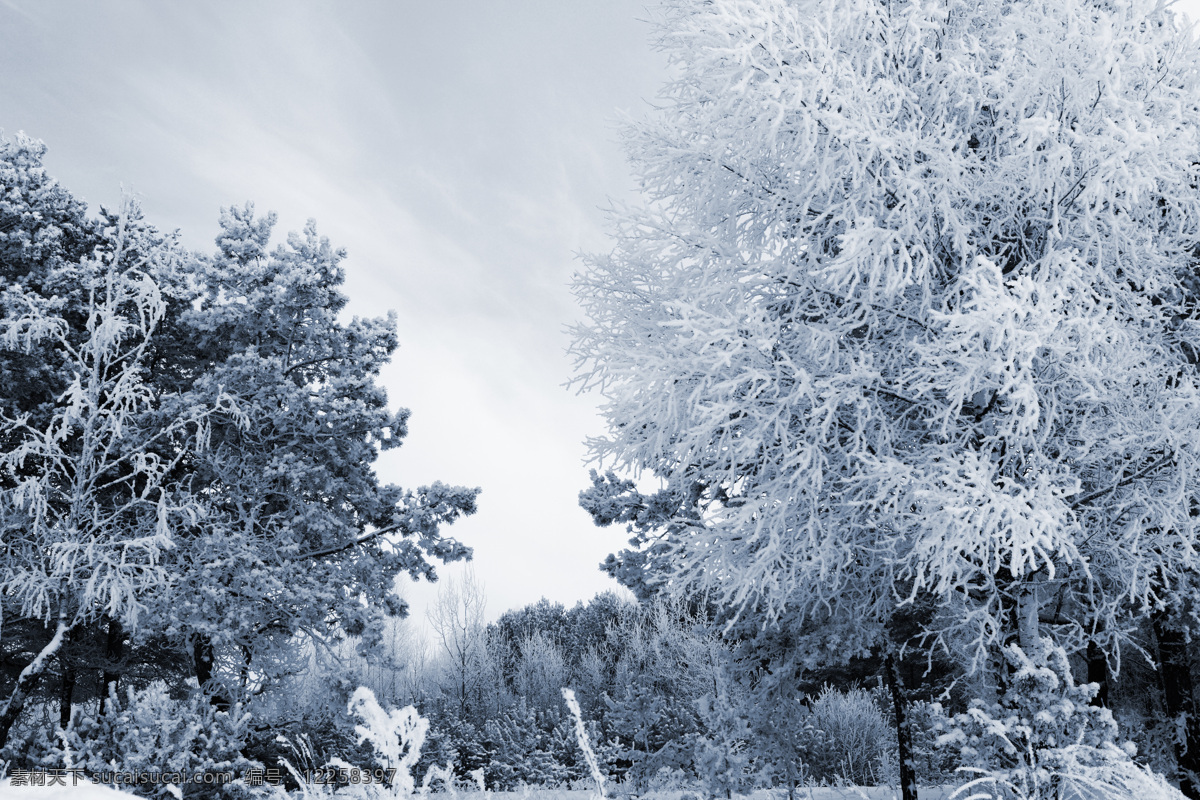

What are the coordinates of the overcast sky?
(5, 0, 1200, 633)
(0, 0, 676, 628)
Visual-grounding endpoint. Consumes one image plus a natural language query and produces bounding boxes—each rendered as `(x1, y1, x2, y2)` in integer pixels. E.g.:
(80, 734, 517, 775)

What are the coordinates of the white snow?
(0, 780, 138, 799)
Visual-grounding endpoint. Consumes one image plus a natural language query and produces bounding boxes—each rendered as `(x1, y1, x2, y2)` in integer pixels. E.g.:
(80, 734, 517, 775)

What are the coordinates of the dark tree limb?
(193, 634, 230, 713)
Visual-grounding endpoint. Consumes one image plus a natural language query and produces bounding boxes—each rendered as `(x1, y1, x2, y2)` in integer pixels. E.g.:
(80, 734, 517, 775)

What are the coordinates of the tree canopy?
(0, 135, 479, 744)
(573, 0, 1200, 668)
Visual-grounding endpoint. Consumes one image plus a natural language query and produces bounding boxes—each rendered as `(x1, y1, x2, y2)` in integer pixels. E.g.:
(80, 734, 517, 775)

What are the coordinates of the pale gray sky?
(0, 0, 669, 625)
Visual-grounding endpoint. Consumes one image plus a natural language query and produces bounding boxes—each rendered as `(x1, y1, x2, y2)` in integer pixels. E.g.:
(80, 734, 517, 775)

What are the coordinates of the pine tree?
(158, 204, 480, 706)
(0, 140, 480, 747)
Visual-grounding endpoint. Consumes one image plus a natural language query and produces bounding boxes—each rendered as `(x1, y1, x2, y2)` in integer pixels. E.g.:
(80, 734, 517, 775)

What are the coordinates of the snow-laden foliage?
(803, 686, 894, 787)
(572, 0, 1200, 665)
(163, 205, 479, 701)
(0, 235, 230, 631)
(938, 643, 1185, 800)
(347, 687, 429, 798)
(281, 688, 430, 800)
(601, 600, 713, 790)
(0, 204, 236, 744)
(692, 686, 751, 798)
(8, 681, 257, 800)
(0, 139, 480, 752)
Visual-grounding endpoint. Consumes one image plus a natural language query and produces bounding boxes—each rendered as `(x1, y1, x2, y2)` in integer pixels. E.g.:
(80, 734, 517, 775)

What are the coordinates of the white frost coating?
(418, 763, 458, 797)
(0, 203, 236, 637)
(561, 687, 606, 800)
(469, 767, 486, 794)
(572, 0, 1200, 669)
(14, 618, 66, 689)
(347, 687, 428, 798)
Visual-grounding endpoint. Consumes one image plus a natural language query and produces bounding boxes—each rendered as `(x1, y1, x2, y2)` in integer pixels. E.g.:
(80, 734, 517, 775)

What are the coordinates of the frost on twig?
(562, 687, 606, 800)
(348, 687, 429, 798)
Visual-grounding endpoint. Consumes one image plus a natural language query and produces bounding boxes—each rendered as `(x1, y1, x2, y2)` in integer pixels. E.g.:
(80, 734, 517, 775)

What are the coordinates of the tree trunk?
(240, 643, 252, 692)
(1087, 639, 1109, 708)
(885, 651, 918, 800)
(1016, 581, 1041, 656)
(99, 617, 123, 715)
(193, 634, 229, 712)
(58, 641, 75, 731)
(990, 637, 1010, 702)
(0, 617, 68, 750)
(1154, 611, 1200, 800)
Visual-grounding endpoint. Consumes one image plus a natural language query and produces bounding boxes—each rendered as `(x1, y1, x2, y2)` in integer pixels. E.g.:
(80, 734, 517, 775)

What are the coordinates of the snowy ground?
(0, 786, 961, 800)
(599, 791, 960, 800)
(2, 782, 133, 800)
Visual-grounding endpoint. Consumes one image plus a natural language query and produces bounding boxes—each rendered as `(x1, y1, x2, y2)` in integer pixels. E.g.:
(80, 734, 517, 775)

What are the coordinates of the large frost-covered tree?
(574, 0, 1200, 725)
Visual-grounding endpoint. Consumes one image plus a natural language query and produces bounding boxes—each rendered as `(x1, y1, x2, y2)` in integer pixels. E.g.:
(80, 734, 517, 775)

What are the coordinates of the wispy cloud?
(0, 0, 667, 621)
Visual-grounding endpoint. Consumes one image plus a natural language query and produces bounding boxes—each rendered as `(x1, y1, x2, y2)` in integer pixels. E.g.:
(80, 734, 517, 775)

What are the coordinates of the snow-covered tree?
(601, 598, 712, 789)
(575, 0, 1200, 666)
(0, 205, 230, 747)
(0, 140, 480, 749)
(156, 203, 479, 707)
(938, 642, 1187, 800)
(573, 0, 1200, 794)
(426, 567, 495, 722)
(514, 631, 570, 715)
